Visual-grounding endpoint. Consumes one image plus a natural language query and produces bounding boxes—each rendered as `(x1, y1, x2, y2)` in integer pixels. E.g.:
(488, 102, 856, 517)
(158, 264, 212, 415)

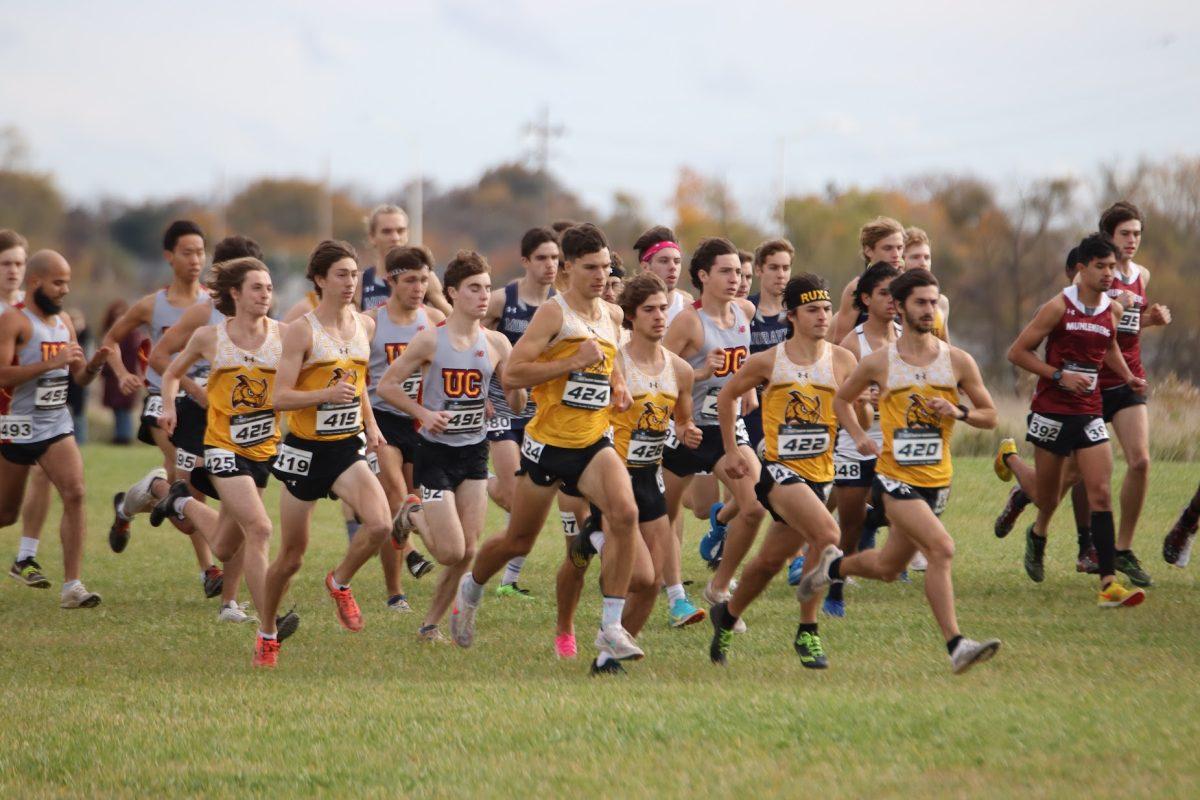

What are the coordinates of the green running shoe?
(9, 558, 51, 589)
(1024, 525, 1046, 583)
(1115, 550, 1152, 587)
(793, 628, 829, 669)
(495, 582, 534, 600)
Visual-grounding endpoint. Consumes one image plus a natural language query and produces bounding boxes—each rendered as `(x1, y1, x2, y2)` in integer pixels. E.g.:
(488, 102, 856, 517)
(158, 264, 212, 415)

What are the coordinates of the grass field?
(1, 445, 1198, 798)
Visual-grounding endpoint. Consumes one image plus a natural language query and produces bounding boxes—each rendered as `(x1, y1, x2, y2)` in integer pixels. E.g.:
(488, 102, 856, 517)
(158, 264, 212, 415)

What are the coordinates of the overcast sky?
(4, 1, 1198, 222)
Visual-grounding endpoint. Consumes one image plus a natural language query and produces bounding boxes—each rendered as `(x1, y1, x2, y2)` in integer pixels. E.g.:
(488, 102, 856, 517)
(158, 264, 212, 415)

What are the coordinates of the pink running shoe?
(554, 632, 577, 659)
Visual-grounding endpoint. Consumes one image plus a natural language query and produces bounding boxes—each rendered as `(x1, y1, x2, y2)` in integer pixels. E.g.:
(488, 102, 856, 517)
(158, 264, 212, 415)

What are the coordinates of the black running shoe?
(109, 492, 131, 553)
(995, 486, 1029, 539)
(276, 609, 300, 642)
(202, 565, 224, 599)
(405, 550, 435, 579)
(150, 480, 191, 528)
(589, 657, 627, 676)
(568, 531, 596, 570)
(1024, 525, 1046, 583)
(793, 627, 829, 669)
(9, 557, 51, 588)
(708, 601, 735, 666)
(1163, 510, 1198, 566)
(1115, 550, 1152, 588)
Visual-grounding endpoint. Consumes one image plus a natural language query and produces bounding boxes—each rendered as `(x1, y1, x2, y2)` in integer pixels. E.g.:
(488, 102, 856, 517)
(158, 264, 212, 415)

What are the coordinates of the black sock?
(1076, 525, 1092, 557)
(827, 581, 844, 602)
(828, 556, 843, 581)
(1030, 530, 1046, 542)
(1115, 548, 1131, 557)
(946, 635, 963, 656)
(797, 622, 818, 635)
(1013, 488, 1030, 508)
(1092, 511, 1116, 576)
(718, 602, 738, 631)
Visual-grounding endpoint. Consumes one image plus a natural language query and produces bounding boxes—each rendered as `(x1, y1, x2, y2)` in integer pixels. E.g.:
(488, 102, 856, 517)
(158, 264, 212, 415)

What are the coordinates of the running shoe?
(1076, 546, 1100, 575)
(202, 566, 224, 599)
(698, 502, 727, 563)
(109, 492, 131, 553)
(253, 635, 280, 668)
(60, 582, 101, 609)
(417, 624, 449, 644)
(949, 637, 1001, 674)
(793, 628, 829, 669)
(1163, 508, 1198, 566)
(595, 624, 644, 661)
(276, 609, 300, 642)
(1115, 551, 1152, 588)
(325, 571, 363, 631)
(121, 467, 167, 517)
(590, 657, 627, 676)
(910, 551, 928, 572)
(386, 594, 412, 613)
(450, 576, 478, 648)
(1098, 582, 1146, 609)
(993, 438, 1017, 481)
(9, 558, 50, 588)
(149, 480, 190, 528)
(568, 528, 597, 569)
(786, 555, 806, 586)
(405, 550, 434, 579)
(1023, 526, 1046, 583)
(667, 596, 705, 628)
(821, 598, 845, 618)
(390, 494, 423, 548)
(555, 632, 577, 659)
(702, 580, 746, 633)
(995, 486, 1029, 539)
(218, 601, 256, 624)
(796, 544, 843, 602)
(708, 601, 735, 666)
(495, 582, 533, 600)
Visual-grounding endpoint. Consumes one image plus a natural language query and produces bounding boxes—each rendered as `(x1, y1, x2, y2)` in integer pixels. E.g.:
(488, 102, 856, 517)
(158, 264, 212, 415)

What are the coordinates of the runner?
(100, 220, 224, 597)
(736, 250, 753, 299)
(603, 254, 626, 305)
(1163, 483, 1200, 567)
(377, 250, 524, 643)
(261, 239, 394, 662)
(708, 274, 853, 667)
(741, 240, 794, 455)
(1004, 233, 1147, 606)
(356, 204, 451, 316)
(829, 216, 906, 343)
(902, 226, 950, 342)
(633, 226, 693, 323)
(563, 273, 706, 671)
(452, 224, 645, 671)
(0, 250, 110, 608)
(798, 267, 1003, 673)
(825, 261, 901, 615)
(364, 243, 446, 614)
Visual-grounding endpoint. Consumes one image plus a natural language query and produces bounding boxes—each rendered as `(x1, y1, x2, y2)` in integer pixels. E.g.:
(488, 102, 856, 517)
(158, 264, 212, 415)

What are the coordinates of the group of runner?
(2, 198, 1193, 676)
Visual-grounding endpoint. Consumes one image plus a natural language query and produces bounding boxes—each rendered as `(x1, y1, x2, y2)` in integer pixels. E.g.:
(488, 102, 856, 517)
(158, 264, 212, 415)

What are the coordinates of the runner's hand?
(572, 339, 603, 370)
(51, 342, 84, 369)
(1059, 370, 1093, 394)
(118, 371, 142, 396)
(158, 410, 177, 436)
(324, 380, 357, 404)
(678, 421, 703, 449)
(364, 424, 383, 451)
(855, 434, 881, 458)
(925, 397, 959, 419)
(1128, 376, 1148, 395)
(723, 450, 750, 479)
(418, 408, 452, 435)
(697, 349, 725, 380)
(1145, 303, 1171, 326)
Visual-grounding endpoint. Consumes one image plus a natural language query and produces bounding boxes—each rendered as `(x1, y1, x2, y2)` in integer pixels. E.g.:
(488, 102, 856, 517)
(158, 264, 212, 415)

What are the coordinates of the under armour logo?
(915, 371, 927, 382)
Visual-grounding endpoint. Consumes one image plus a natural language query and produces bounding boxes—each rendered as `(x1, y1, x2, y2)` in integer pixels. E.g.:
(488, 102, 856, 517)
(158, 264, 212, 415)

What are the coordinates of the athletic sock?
(589, 531, 605, 554)
(665, 583, 686, 604)
(172, 496, 190, 518)
(946, 634, 963, 656)
(601, 595, 625, 628)
(258, 629, 277, 641)
(828, 556, 844, 581)
(463, 573, 485, 605)
(560, 511, 578, 537)
(62, 579, 80, 592)
(797, 622, 818, 635)
(1012, 488, 1031, 510)
(345, 519, 360, 542)
(718, 603, 739, 630)
(17, 536, 39, 561)
(331, 575, 350, 591)
(826, 581, 844, 602)
(1076, 525, 1093, 557)
(501, 557, 525, 586)
(596, 650, 613, 666)
(1091, 511, 1117, 576)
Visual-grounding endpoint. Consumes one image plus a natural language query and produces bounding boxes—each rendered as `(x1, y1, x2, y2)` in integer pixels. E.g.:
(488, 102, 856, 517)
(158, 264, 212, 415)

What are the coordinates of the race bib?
(366, 451, 380, 474)
(777, 423, 830, 461)
(400, 372, 422, 400)
(144, 394, 164, 419)
(204, 448, 238, 475)
(563, 371, 610, 410)
(274, 443, 312, 476)
(443, 399, 486, 436)
(1083, 417, 1110, 444)
(420, 487, 445, 502)
(767, 461, 800, 484)
(0, 415, 32, 441)
(655, 468, 665, 494)
(229, 410, 275, 447)
(521, 433, 546, 463)
(1063, 361, 1099, 393)
(664, 421, 679, 450)
(35, 376, 68, 410)
(486, 415, 511, 434)
(315, 401, 360, 436)
(834, 460, 861, 481)
(734, 417, 749, 445)
(1027, 413, 1064, 443)
(893, 428, 944, 466)
(699, 388, 739, 423)
(626, 429, 666, 466)
(1117, 307, 1141, 336)
(175, 449, 198, 472)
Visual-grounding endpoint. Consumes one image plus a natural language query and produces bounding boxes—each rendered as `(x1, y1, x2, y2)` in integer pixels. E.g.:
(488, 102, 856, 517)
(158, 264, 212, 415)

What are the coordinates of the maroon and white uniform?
(1099, 264, 1145, 390)
(1031, 286, 1113, 417)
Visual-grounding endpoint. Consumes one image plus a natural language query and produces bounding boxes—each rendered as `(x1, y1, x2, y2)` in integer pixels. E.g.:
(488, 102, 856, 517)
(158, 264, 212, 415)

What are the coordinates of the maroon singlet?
(1030, 286, 1115, 417)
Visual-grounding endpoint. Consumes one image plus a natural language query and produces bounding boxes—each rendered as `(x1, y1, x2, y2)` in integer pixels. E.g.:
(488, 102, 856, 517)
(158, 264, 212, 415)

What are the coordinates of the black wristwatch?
(1051, 369, 1063, 384)
(955, 403, 970, 421)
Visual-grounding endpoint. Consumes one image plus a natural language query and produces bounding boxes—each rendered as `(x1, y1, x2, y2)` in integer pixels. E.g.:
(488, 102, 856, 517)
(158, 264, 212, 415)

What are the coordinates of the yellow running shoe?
(1098, 581, 1146, 609)
(994, 438, 1017, 481)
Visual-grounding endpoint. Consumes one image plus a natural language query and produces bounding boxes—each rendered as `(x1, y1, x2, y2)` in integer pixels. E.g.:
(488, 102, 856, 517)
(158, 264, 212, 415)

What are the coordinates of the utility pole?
(523, 106, 564, 220)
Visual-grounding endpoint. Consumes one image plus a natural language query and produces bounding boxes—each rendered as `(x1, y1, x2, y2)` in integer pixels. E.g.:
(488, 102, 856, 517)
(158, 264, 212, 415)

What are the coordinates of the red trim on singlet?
(1099, 269, 1146, 389)
(1031, 293, 1114, 416)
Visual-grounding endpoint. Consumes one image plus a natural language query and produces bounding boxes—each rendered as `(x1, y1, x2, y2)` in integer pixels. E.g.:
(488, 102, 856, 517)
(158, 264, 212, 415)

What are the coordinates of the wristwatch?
(1051, 369, 1063, 384)
(955, 403, 970, 421)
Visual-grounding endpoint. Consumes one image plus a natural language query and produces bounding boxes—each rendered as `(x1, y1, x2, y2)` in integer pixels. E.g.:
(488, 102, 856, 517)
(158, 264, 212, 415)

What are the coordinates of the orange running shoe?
(253, 635, 280, 668)
(325, 571, 363, 631)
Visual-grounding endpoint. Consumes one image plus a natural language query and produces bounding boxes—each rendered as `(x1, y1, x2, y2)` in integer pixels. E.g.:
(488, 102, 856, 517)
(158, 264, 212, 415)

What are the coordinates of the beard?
(32, 286, 63, 315)
(903, 309, 934, 333)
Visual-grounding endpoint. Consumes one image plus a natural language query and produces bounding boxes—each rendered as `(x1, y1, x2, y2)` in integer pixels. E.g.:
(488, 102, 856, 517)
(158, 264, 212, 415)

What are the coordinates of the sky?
(3, 0, 1199, 223)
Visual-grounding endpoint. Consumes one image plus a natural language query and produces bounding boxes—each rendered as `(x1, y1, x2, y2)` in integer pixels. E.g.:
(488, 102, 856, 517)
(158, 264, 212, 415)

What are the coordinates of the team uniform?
(665, 291, 690, 324)
(743, 293, 789, 448)
(485, 283, 546, 445)
(872, 340, 958, 517)
(833, 322, 900, 488)
(0, 307, 73, 465)
(1100, 264, 1148, 422)
(412, 327, 494, 494)
(270, 313, 370, 501)
(367, 306, 431, 462)
(518, 295, 619, 497)
(360, 266, 390, 312)
(171, 304, 226, 473)
(662, 303, 750, 477)
(137, 289, 191, 445)
(755, 342, 837, 521)
(189, 319, 283, 500)
(1025, 287, 1113, 457)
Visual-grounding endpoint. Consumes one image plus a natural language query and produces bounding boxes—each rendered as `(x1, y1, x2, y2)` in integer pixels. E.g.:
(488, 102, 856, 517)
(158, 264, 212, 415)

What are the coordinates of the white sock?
(463, 573, 485, 605)
(589, 531, 605, 554)
(62, 579, 80, 592)
(331, 574, 350, 591)
(258, 629, 277, 640)
(560, 511, 578, 537)
(172, 496, 190, 518)
(596, 650, 613, 666)
(601, 595, 625, 628)
(17, 536, 39, 561)
(502, 557, 525, 586)
(666, 583, 686, 604)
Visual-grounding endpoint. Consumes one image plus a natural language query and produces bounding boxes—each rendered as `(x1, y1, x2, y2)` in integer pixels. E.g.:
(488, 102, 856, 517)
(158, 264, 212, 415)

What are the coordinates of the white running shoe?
(595, 623, 644, 661)
(910, 551, 929, 572)
(218, 601, 257, 624)
(949, 637, 1001, 675)
(701, 581, 747, 633)
(121, 467, 167, 518)
(60, 582, 101, 609)
(449, 575, 478, 648)
(796, 544, 843, 602)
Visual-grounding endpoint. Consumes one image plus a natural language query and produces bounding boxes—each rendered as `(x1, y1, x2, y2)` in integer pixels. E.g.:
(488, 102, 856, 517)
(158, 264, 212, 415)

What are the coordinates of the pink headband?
(640, 241, 681, 263)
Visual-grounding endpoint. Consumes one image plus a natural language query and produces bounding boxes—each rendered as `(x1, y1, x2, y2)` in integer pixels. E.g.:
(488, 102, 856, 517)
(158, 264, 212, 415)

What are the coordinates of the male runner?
(378, 250, 524, 643)
(452, 224, 645, 668)
(798, 268, 1003, 673)
(829, 216, 906, 343)
(633, 226, 693, 323)
(736, 250, 753, 299)
(603, 254, 626, 305)
(708, 274, 852, 668)
(0, 250, 110, 607)
(357, 204, 451, 315)
(902, 226, 950, 341)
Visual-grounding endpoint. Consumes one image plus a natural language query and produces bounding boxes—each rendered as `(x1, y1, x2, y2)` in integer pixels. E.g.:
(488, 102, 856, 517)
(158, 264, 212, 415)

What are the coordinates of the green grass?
(2, 446, 1199, 798)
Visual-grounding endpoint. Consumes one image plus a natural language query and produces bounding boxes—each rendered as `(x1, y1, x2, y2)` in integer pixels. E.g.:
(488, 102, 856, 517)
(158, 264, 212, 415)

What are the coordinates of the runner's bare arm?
(501, 301, 591, 390)
(829, 277, 860, 343)
(424, 272, 452, 316)
(271, 322, 347, 410)
(670, 352, 703, 448)
(1006, 297, 1066, 382)
(150, 301, 213, 402)
(62, 311, 109, 387)
(834, 348, 885, 453)
(483, 287, 506, 330)
(716, 349, 770, 455)
(376, 329, 441, 426)
(0, 311, 74, 387)
(281, 296, 315, 324)
(160, 326, 216, 435)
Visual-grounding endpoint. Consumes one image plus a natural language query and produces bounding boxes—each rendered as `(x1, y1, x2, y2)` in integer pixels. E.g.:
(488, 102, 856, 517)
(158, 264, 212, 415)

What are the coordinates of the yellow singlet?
(525, 294, 619, 449)
(761, 340, 837, 483)
(610, 347, 677, 469)
(205, 319, 282, 460)
(932, 307, 946, 340)
(287, 312, 369, 442)
(876, 340, 957, 487)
